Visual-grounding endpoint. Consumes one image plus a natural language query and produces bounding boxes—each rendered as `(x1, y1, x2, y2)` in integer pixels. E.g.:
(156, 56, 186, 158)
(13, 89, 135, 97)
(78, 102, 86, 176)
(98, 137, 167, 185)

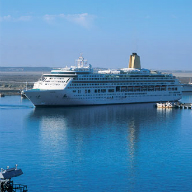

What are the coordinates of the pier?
(156, 102, 192, 109)
(175, 103, 192, 109)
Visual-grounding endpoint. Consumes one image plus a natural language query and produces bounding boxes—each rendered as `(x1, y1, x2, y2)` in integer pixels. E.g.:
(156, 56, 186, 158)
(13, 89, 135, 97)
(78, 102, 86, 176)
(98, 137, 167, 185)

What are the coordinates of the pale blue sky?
(0, 0, 192, 70)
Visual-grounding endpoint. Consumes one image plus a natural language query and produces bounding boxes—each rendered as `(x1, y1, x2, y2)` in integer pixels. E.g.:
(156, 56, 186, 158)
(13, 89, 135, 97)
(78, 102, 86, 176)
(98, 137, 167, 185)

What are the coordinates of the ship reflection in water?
(25, 102, 191, 192)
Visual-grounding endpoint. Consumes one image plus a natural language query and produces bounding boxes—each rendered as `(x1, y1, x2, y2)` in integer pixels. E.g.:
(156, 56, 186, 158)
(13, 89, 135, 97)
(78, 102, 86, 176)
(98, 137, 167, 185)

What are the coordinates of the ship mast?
(76, 54, 87, 68)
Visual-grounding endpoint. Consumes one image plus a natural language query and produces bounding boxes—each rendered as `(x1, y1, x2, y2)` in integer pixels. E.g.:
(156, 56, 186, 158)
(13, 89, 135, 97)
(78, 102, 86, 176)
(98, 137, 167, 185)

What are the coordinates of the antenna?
(76, 54, 87, 68)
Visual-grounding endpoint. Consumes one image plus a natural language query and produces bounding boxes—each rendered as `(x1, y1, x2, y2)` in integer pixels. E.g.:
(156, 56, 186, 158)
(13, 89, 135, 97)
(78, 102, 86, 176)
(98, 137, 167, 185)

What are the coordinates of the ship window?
(95, 89, 97, 93)
(108, 89, 114, 92)
(88, 90, 91, 93)
(73, 90, 76, 93)
(116, 86, 120, 92)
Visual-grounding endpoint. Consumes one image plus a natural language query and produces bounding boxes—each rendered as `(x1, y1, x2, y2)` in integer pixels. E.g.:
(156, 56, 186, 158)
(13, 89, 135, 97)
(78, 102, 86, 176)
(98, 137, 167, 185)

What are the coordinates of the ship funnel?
(128, 53, 141, 69)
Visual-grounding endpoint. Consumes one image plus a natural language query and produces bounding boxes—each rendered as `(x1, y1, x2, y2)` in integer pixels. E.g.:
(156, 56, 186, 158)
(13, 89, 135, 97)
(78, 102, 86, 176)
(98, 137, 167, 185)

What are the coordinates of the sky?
(0, 0, 192, 70)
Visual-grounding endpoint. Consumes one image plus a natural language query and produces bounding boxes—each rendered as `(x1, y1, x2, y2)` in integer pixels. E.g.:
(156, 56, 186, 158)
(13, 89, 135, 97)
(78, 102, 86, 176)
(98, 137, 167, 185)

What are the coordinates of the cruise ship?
(24, 53, 182, 107)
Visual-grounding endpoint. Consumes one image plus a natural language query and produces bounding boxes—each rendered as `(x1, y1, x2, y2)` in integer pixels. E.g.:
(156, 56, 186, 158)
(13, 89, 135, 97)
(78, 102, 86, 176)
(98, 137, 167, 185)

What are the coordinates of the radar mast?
(76, 54, 87, 68)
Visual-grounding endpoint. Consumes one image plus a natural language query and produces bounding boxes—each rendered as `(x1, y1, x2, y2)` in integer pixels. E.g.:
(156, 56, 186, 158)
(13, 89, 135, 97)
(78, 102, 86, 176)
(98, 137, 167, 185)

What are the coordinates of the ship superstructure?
(24, 53, 182, 107)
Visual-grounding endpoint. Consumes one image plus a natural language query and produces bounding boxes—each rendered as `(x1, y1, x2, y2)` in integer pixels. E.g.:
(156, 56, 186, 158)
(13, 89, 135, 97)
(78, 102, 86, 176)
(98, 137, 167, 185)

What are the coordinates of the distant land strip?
(0, 67, 53, 72)
(1, 67, 192, 73)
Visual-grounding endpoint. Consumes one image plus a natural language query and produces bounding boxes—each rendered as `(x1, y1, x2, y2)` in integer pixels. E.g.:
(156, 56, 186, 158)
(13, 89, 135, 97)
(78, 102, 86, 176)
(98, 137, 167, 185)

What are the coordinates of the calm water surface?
(0, 93, 192, 192)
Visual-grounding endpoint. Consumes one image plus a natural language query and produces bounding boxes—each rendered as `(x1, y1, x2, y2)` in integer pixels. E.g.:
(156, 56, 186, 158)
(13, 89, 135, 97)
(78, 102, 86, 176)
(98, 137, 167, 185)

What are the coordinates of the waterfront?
(0, 93, 192, 191)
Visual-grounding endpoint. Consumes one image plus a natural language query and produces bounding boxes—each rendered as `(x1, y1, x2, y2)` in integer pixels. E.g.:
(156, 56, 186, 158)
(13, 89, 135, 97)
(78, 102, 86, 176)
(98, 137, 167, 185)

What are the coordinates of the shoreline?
(0, 89, 22, 96)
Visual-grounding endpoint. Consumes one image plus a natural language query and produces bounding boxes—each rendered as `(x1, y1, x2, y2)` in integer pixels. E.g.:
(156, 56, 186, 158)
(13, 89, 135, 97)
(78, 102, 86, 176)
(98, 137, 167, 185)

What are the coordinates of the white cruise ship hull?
(25, 89, 182, 107)
(24, 53, 183, 107)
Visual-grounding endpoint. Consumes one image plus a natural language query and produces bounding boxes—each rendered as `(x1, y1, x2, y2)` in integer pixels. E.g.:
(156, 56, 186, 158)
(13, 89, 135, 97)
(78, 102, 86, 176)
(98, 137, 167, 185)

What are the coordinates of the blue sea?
(1, 93, 192, 192)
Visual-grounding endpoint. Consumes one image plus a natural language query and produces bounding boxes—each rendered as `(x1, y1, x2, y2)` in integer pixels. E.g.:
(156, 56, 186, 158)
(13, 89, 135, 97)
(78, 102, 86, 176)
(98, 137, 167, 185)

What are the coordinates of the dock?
(156, 102, 192, 109)
(175, 103, 192, 109)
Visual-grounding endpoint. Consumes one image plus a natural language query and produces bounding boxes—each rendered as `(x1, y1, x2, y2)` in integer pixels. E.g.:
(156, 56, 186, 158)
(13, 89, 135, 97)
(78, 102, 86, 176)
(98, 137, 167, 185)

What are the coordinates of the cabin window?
(116, 86, 120, 92)
(101, 89, 106, 93)
(108, 89, 114, 92)
(121, 86, 127, 92)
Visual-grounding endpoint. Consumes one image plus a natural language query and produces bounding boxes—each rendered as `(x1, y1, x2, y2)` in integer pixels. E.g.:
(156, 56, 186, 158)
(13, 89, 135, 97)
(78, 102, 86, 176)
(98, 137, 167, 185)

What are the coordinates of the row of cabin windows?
(94, 89, 114, 93)
(116, 86, 177, 92)
(168, 87, 178, 91)
(48, 77, 67, 80)
(69, 93, 181, 100)
(72, 86, 178, 94)
(76, 78, 174, 83)
(45, 84, 61, 86)
(70, 82, 173, 87)
(77, 76, 172, 80)
(73, 89, 114, 94)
